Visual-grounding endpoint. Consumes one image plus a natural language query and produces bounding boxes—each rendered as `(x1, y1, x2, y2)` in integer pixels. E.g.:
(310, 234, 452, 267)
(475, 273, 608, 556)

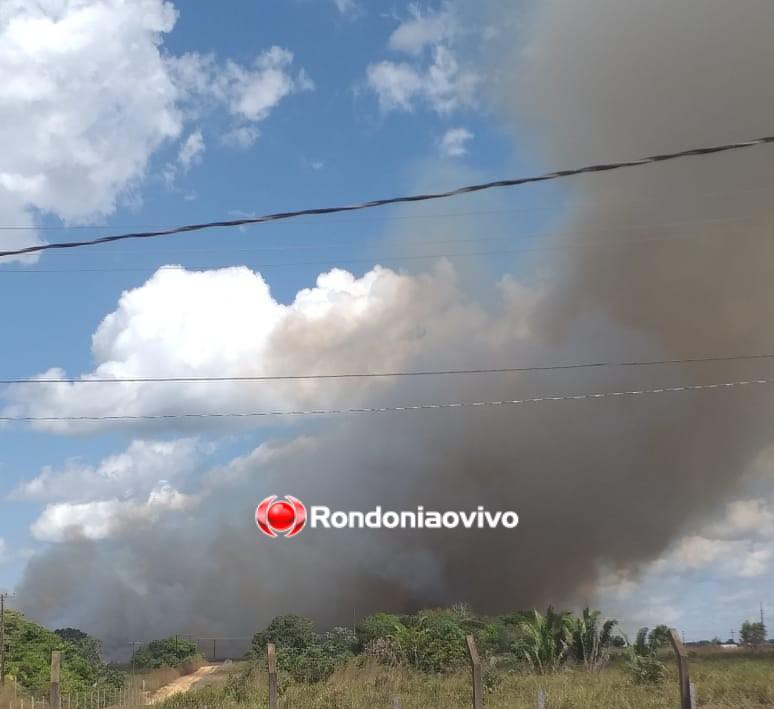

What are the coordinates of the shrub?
(321, 626, 358, 661)
(284, 645, 336, 683)
(356, 613, 403, 650)
(251, 616, 354, 684)
(133, 637, 200, 670)
(624, 627, 668, 685)
(516, 607, 573, 674)
(477, 621, 518, 656)
(364, 637, 402, 666)
(625, 652, 667, 684)
(392, 612, 467, 673)
(482, 667, 503, 694)
(569, 608, 619, 671)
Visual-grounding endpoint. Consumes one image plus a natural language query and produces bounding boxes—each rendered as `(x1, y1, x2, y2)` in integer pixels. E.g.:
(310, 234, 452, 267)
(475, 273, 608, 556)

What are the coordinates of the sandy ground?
(149, 664, 221, 704)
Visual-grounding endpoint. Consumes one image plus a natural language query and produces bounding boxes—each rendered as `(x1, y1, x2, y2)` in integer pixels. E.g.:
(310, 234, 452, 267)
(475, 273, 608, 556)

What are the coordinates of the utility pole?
(1, 592, 14, 687)
(761, 603, 766, 627)
(129, 642, 140, 677)
(1, 592, 5, 686)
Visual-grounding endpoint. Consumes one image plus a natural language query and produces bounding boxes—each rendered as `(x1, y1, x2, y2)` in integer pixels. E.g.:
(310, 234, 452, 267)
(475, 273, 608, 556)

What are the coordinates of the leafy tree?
(284, 646, 336, 683)
(740, 620, 767, 646)
(569, 608, 618, 671)
(320, 627, 357, 661)
(391, 611, 467, 673)
(2, 611, 120, 695)
(250, 615, 317, 657)
(355, 613, 403, 650)
(632, 626, 670, 656)
(251, 615, 354, 684)
(516, 607, 573, 674)
(132, 636, 200, 669)
(476, 620, 518, 656)
(648, 625, 672, 649)
(499, 611, 533, 632)
(55, 628, 103, 668)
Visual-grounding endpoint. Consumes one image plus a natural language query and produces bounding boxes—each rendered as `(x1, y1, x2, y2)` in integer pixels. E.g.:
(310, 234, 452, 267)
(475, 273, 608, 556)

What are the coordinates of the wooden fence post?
(49, 653, 61, 709)
(266, 643, 278, 709)
(465, 635, 483, 709)
(668, 628, 691, 709)
(536, 688, 545, 709)
(392, 698, 402, 709)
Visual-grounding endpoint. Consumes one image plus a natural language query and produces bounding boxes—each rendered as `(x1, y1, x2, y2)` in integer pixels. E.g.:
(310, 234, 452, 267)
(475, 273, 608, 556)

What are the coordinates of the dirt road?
(149, 664, 221, 703)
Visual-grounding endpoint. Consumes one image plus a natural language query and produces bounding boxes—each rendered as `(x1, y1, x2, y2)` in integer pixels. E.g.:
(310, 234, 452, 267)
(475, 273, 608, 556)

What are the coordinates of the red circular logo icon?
(256, 495, 306, 538)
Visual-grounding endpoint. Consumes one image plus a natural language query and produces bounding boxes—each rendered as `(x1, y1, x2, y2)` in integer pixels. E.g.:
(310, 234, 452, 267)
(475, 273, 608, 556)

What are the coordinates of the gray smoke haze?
(15, 0, 774, 648)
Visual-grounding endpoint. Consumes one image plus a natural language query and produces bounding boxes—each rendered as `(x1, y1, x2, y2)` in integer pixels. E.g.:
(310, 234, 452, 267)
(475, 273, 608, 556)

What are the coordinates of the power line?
(3, 352, 774, 386)
(1, 376, 771, 422)
(2, 134, 773, 259)
(0, 214, 761, 275)
(4, 176, 774, 235)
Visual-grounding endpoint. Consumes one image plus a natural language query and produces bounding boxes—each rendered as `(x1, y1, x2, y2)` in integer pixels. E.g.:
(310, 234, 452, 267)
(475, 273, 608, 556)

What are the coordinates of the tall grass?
(154, 651, 774, 709)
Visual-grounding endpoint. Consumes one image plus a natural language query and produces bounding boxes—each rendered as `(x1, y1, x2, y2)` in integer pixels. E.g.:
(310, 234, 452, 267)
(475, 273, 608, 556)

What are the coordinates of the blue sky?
(2, 0, 774, 645)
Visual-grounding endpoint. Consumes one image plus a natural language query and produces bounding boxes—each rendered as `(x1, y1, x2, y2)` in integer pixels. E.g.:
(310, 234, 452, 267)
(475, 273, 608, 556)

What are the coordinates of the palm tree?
(516, 606, 573, 673)
(570, 608, 618, 671)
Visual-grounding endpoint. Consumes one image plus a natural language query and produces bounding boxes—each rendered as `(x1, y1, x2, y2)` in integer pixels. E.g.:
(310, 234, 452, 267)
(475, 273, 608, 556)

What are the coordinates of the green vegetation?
(740, 618, 767, 646)
(2, 610, 122, 695)
(155, 651, 774, 709)
(249, 614, 355, 683)
(10, 605, 774, 709)
(623, 626, 670, 685)
(132, 636, 201, 670)
(244, 604, 622, 687)
(516, 606, 573, 673)
(570, 607, 618, 672)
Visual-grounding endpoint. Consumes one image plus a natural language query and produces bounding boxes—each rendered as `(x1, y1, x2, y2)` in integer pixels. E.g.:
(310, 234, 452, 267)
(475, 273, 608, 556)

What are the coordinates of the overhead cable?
(2, 134, 773, 259)
(1, 377, 771, 422)
(3, 352, 774, 385)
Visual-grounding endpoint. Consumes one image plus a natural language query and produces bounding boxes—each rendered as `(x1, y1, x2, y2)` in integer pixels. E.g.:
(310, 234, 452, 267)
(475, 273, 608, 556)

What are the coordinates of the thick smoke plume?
(14, 0, 774, 648)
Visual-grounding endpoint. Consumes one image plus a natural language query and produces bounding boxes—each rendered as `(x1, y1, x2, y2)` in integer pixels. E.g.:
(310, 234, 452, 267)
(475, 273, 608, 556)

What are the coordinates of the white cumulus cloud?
(177, 130, 205, 171)
(221, 126, 260, 149)
(439, 126, 473, 156)
(366, 5, 476, 115)
(388, 3, 457, 55)
(169, 46, 313, 151)
(10, 438, 203, 504)
(30, 482, 197, 542)
(0, 2, 312, 258)
(0, 0, 182, 259)
(367, 46, 476, 114)
(333, 0, 359, 16)
(712, 498, 774, 539)
(223, 47, 313, 122)
(3, 262, 499, 432)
